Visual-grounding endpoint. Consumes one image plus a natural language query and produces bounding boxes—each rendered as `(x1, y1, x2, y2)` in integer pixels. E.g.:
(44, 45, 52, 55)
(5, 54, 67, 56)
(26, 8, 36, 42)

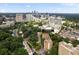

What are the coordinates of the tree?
(34, 43, 41, 51)
(48, 33, 63, 55)
(0, 31, 11, 41)
(48, 47, 58, 55)
(5, 37, 23, 52)
(71, 40, 79, 47)
(0, 23, 29, 55)
(63, 38, 70, 43)
(0, 48, 11, 55)
(13, 48, 28, 55)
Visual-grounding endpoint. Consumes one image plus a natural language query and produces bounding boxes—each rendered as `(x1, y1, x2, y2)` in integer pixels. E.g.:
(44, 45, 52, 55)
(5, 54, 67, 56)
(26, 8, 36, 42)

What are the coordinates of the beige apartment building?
(42, 33, 53, 52)
(15, 14, 23, 22)
(58, 41, 79, 55)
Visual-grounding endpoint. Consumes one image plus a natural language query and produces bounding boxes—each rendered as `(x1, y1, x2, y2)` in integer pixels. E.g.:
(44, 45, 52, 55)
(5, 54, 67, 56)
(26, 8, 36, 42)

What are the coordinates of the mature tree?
(63, 38, 70, 43)
(48, 46, 58, 55)
(13, 48, 28, 55)
(5, 37, 23, 52)
(0, 31, 11, 41)
(48, 33, 63, 55)
(0, 48, 11, 55)
(71, 40, 79, 47)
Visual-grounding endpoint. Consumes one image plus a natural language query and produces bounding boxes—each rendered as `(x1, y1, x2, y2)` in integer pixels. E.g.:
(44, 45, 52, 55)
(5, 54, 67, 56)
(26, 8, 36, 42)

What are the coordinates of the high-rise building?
(26, 14, 33, 21)
(26, 14, 42, 22)
(48, 16, 62, 33)
(59, 41, 79, 55)
(15, 14, 23, 22)
(42, 33, 53, 52)
(48, 16, 55, 27)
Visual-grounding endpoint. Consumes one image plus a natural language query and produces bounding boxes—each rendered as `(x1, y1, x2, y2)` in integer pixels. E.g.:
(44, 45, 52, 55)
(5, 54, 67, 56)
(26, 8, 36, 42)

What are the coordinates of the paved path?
(23, 39, 33, 55)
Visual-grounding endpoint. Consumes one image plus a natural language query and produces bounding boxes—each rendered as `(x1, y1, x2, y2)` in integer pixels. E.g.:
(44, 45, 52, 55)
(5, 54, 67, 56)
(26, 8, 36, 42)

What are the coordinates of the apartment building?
(42, 33, 53, 52)
(48, 16, 62, 33)
(58, 41, 79, 55)
(15, 14, 23, 22)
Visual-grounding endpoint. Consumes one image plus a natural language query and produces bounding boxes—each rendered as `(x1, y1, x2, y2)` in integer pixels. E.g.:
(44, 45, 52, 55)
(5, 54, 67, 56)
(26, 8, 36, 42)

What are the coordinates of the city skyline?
(0, 3, 79, 13)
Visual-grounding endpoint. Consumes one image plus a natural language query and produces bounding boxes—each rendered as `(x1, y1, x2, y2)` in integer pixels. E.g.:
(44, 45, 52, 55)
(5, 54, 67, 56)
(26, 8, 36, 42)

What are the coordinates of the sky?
(0, 3, 79, 13)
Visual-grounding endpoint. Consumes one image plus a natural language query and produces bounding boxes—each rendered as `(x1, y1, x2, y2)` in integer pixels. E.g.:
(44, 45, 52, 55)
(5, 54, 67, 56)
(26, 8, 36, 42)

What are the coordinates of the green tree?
(71, 40, 79, 47)
(0, 48, 11, 55)
(13, 48, 28, 55)
(5, 37, 23, 52)
(0, 31, 11, 41)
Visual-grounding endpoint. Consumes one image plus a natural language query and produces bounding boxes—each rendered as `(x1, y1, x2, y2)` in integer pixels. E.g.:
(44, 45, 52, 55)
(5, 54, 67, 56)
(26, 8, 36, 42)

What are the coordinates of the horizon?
(0, 3, 79, 13)
(1, 12, 79, 14)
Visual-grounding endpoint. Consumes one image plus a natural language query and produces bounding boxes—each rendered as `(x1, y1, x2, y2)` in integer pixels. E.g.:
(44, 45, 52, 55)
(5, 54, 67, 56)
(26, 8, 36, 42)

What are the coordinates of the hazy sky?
(0, 3, 79, 13)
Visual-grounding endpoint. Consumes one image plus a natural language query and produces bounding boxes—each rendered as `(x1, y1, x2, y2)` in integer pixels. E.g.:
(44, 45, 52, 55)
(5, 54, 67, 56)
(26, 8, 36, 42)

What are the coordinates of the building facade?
(42, 33, 53, 52)
(48, 16, 62, 33)
(58, 41, 79, 55)
(15, 14, 23, 22)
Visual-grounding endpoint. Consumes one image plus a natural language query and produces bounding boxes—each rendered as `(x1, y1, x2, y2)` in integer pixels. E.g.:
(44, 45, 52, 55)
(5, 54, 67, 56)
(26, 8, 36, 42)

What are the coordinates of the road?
(23, 39, 34, 55)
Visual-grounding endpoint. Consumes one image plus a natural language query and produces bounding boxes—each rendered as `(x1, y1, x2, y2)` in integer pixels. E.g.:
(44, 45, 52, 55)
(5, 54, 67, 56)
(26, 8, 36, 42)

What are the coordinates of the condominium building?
(26, 14, 42, 22)
(58, 41, 79, 55)
(59, 28, 79, 41)
(42, 33, 53, 52)
(48, 16, 55, 27)
(48, 16, 62, 33)
(26, 14, 34, 21)
(40, 16, 62, 33)
(15, 14, 23, 22)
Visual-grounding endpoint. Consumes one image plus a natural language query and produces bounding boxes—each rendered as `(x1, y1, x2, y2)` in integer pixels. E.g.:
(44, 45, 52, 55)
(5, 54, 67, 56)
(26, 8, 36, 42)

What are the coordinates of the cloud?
(62, 3, 76, 6)
(0, 9, 6, 12)
(26, 5, 31, 8)
(50, 7, 79, 13)
(61, 3, 79, 8)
